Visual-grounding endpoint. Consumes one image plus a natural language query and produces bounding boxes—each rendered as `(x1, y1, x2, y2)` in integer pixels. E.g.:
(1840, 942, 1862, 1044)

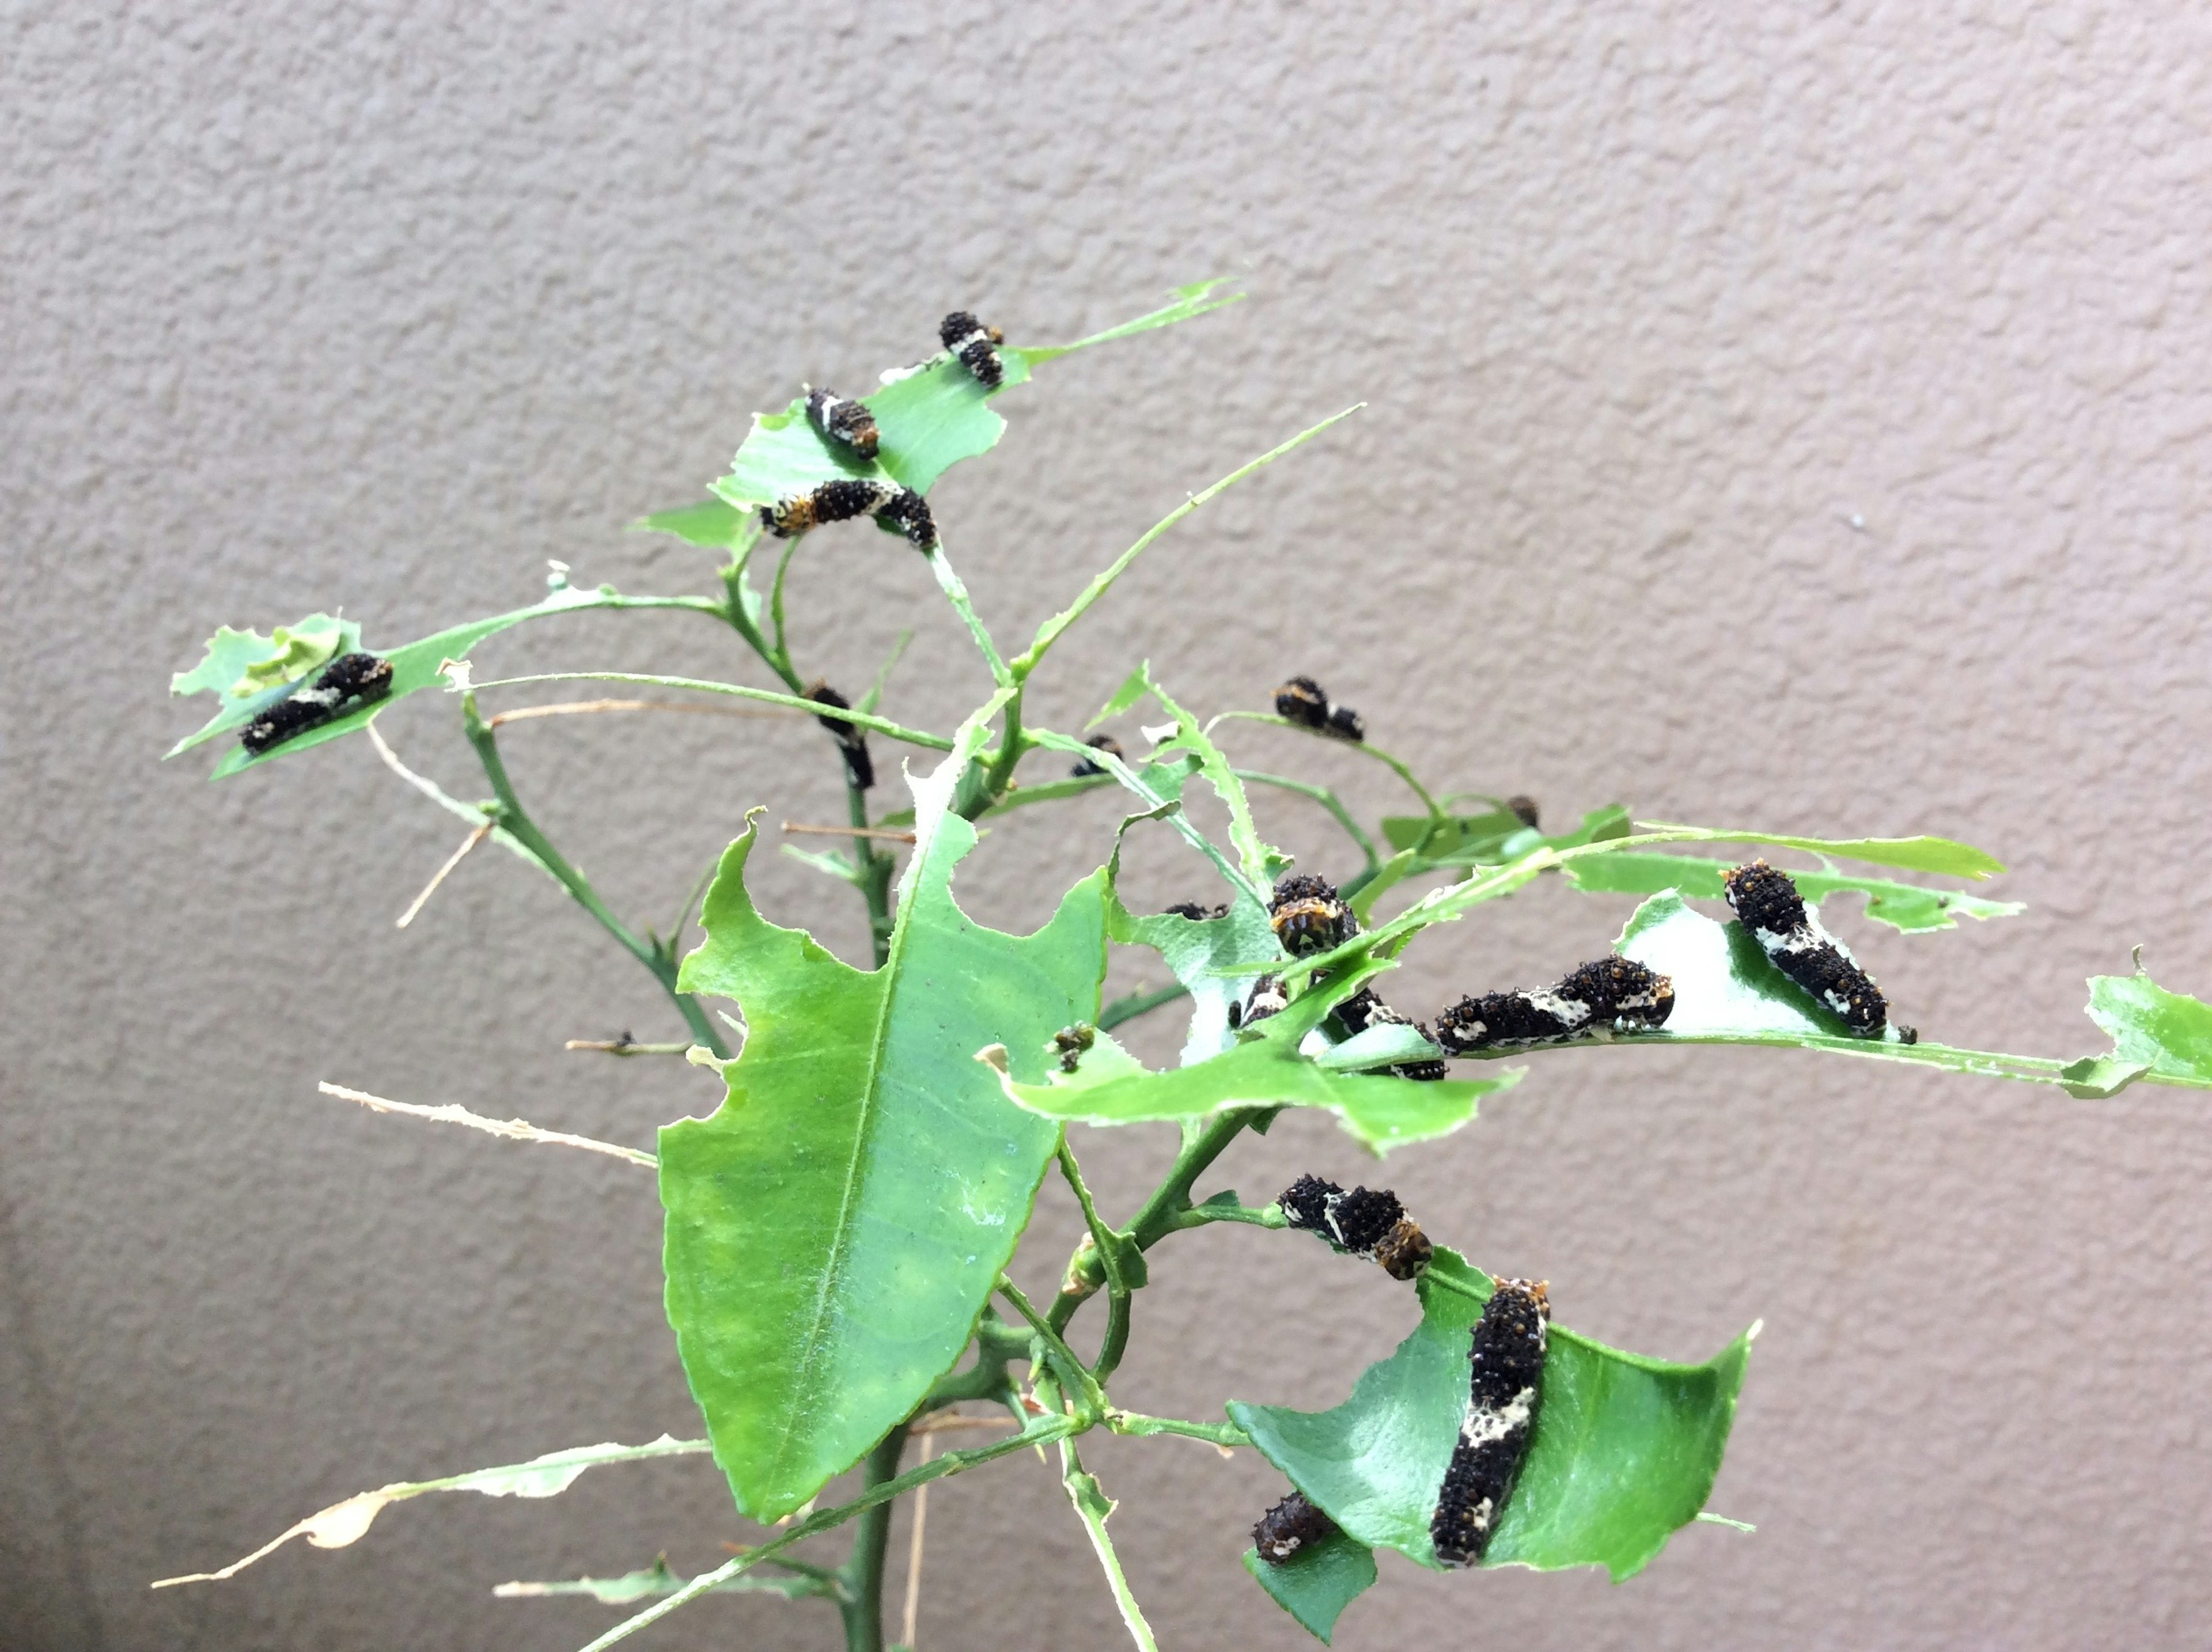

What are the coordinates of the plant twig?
(925, 543, 1014, 688)
(485, 698, 800, 727)
(783, 822, 920, 843)
(899, 1430, 936, 1649)
(465, 673, 957, 752)
(1097, 982, 1190, 1032)
(569, 1416, 1078, 1651)
(395, 824, 491, 929)
(562, 1039, 691, 1057)
(1059, 1442, 1160, 1652)
(1234, 768, 1380, 873)
(317, 1082, 657, 1169)
(1210, 710, 1444, 819)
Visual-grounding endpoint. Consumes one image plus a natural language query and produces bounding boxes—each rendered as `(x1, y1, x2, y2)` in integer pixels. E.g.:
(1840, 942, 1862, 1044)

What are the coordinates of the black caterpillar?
(1270, 873, 1355, 956)
(239, 650, 394, 755)
(1252, 1490, 1339, 1565)
(1433, 958, 1675, 1054)
(762, 479, 937, 551)
(940, 310, 1005, 389)
(1279, 1174, 1434, 1280)
(804, 681, 873, 791)
(1333, 986, 1448, 1081)
(1052, 1024, 1096, 1073)
(1228, 972, 1287, 1029)
(1506, 795, 1541, 830)
(804, 385, 880, 460)
(1722, 860, 1889, 1037)
(1430, 1276, 1549, 1567)
(1161, 899, 1228, 922)
(1272, 675, 1364, 742)
(1070, 733, 1123, 778)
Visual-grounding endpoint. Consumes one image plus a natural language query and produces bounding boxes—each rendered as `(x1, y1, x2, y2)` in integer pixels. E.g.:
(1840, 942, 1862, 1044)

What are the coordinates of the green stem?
(1060, 1441, 1161, 1652)
(467, 672, 955, 751)
(925, 544, 1014, 688)
(460, 694, 727, 1058)
(1210, 710, 1444, 819)
(998, 1275, 1106, 1417)
(768, 535, 804, 678)
(835, 1425, 908, 1652)
(1107, 1412, 1251, 1448)
(1166, 1199, 1284, 1233)
(1234, 767, 1381, 873)
(1056, 1140, 1136, 1381)
(1098, 982, 1190, 1031)
(573, 1416, 1080, 1651)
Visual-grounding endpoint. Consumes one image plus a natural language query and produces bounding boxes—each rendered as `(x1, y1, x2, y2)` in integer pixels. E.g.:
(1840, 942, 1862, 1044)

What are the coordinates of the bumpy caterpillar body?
(1161, 899, 1228, 922)
(1052, 1023, 1096, 1073)
(762, 479, 937, 551)
(940, 310, 1005, 388)
(1272, 675, 1364, 742)
(804, 681, 874, 791)
(1723, 860, 1888, 1037)
(1070, 733, 1124, 778)
(240, 650, 395, 755)
(1430, 1277, 1550, 1567)
(1332, 986, 1448, 1081)
(1506, 795, 1541, 829)
(1229, 972, 1287, 1029)
(1279, 1174, 1434, 1280)
(1252, 1491, 1338, 1564)
(1270, 873, 1355, 956)
(1433, 957, 1674, 1054)
(804, 385, 880, 460)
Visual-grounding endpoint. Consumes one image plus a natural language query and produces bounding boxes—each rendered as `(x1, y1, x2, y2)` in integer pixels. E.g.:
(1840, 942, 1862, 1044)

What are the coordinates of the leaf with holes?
(1563, 851, 2022, 934)
(711, 281, 1242, 513)
(1243, 1526, 1376, 1644)
(665, 722, 1108, 1521)
(1228, 1249, 1752, 1582)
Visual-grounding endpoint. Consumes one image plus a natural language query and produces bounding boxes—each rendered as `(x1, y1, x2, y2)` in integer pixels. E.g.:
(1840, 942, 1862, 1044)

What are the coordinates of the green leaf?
(1228, 1249, 1752, 1583)
(2057, 1055, 2152, 1100)
(1132, 666, 1290, 888)
(1381, 805, 1631, 867)
(1617, 889, 1861, 1040)
(1563, 851, 2024, 934)
(1104, 829, 1281, 1067)
(664, 723, 1108, 1521)
(996, 967, 1514, 1154)
(152, 1436, 708, 1587)
(1242, 1528, 1376, 1644)
(172, 585, 620, 772)
(1633, 824, 2005, 880)
(2086, 969, 2212, 1081)
(711, 282, 1241, 513)
(633, 499, 758, 550)
(169, 612, 362, 700)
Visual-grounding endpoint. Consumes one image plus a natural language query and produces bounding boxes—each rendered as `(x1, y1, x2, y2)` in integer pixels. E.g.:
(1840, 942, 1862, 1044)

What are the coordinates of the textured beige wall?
(9, 2, 2212, 1648)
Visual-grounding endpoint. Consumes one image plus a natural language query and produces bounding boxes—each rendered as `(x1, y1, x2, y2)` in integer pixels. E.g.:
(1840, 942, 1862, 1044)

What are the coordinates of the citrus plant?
(154, 283, 2212, 1650)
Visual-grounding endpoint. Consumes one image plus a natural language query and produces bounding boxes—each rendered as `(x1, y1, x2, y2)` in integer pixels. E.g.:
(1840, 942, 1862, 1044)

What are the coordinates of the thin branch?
(569, 1416, 1079, 1651)
(1097, 982, 1190, 1032)
(465, 672, 956, 751)
(1060, 1442, 1160, 1652)
(782, 821, 919, 844)
(1014, 404, 1364, 679)
(900, 1430, 936, 1649)
(485, 698, 800, 727)
(395, 824, 491, 929)
(924, 542, 1014, 688)
(318, 1082, 657, 1169)
(1107, 1412, 1249, 1450)
(1233, 768, 1380, 874)
(1210, 710, 1444, 819)
(563, 1039, 691, 1057)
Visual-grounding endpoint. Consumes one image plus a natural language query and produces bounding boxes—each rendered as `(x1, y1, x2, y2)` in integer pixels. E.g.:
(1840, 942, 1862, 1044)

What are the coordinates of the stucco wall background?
(7, 2, 2212, 1647)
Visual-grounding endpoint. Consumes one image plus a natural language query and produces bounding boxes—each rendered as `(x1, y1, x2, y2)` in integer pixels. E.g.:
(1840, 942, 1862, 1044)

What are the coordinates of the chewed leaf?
(1564, 851, 2024, 935)
(2086, 969, 2212, 1081)
(633, 499, 762, 551)
(495, 1556, 828, 1604)
(151, 1436, 707, 1587)
(711, 282, 1241, 511)
(665, 714, 1108, 1521)
(1633, 824, 2005, 880)
(169, 585, 618, 771)
(1618, 890, 1855, 1040)
(1227, 1249, 1752, 1582)
(1243, 1526, 1376, 1644)
(1382, 805, 1631, 867)
(171, 613, 362, 700)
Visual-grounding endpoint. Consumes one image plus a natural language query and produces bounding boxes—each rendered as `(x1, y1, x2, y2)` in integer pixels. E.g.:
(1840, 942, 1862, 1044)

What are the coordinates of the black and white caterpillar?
(1252, 1490, 1339, 1565)
(804, 680, 874, 791)
(1273, 675, 1365, 742)
(1430, 1276, 1550, 1567)
(1161, 899, 1228, 922)
(804, 385, 880, 461)
(761, 479, 938, 551)
(1070, 733, 1124, 778)
(1279, 1174, 1434, 1280)
(1270, 873, 1356, 956)
(1722, 860, 1892, 1037)
(1229, 972, 1287, 1029)
(239, 650, 395, 755)
(1433, 957, 1675, 1054)
(940, 310, 1005, 389)
(1333, 986, 1448, 1081)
